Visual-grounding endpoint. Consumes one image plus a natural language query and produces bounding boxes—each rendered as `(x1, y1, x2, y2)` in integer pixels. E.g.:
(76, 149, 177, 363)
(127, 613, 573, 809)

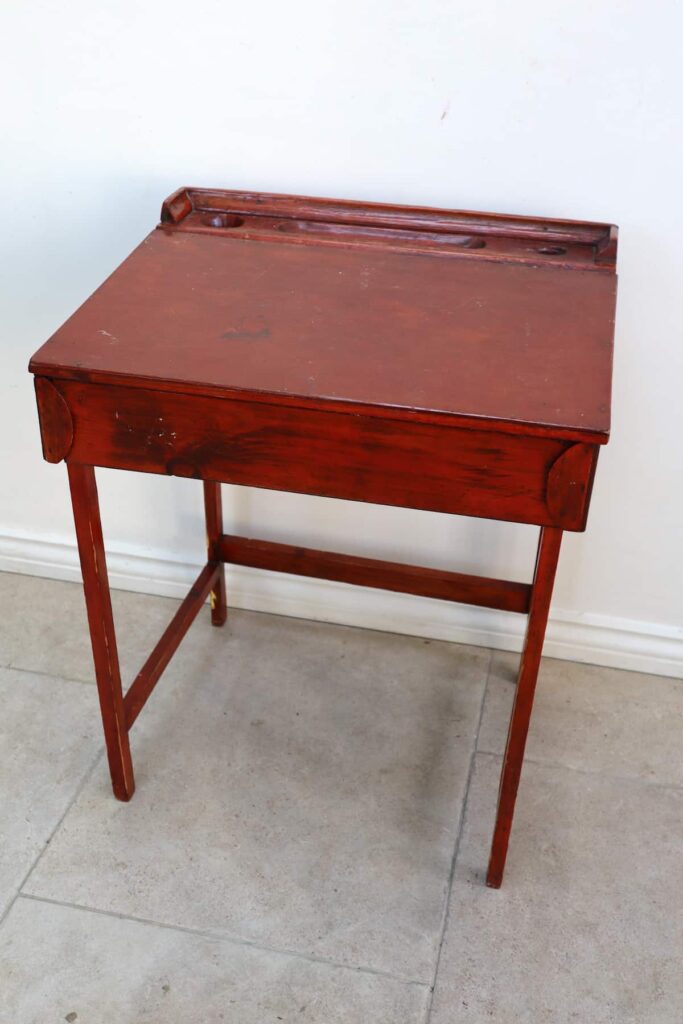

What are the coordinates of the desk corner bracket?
(546, 442, 599, 530)
(34, 376, 74, 463)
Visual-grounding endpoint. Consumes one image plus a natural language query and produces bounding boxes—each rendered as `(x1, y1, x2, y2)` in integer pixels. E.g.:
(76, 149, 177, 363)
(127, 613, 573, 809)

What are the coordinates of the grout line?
(16, 893, 429, 989)
(5, 661, 95, 687)
(0, 748, 104, 931)
(422, 647, 494, 1024)
(7, 656, 682, 793)
(475, 746, 683, 793)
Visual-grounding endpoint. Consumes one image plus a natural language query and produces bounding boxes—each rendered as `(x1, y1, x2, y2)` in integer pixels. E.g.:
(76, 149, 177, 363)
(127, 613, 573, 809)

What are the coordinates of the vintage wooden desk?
(29, 187, 617, 887)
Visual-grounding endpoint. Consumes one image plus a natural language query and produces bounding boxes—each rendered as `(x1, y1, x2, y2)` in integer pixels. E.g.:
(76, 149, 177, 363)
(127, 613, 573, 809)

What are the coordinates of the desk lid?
(30, 187, 618, 442)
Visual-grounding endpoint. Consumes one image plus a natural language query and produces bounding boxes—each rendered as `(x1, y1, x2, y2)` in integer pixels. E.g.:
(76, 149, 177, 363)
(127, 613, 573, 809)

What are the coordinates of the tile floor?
(0, 569, 681, 1022)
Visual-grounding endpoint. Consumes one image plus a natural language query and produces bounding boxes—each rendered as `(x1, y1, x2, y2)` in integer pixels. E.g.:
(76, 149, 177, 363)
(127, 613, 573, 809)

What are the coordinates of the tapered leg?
(203, 480, 227, 626)
(67, 463, 135, 800)
(486, 526, 563, 888)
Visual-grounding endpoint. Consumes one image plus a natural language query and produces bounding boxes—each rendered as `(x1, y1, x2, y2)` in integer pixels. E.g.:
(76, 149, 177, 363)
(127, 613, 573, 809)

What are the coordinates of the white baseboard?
(0, 532, 681, 679)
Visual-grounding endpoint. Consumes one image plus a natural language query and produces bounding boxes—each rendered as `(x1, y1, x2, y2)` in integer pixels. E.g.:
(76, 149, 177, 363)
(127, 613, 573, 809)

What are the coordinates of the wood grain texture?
(546, 443, 599, 528)
(55, 378, 594, 529)
(486, 526, 563, 888)
(67, 463, 134, 800)
(219, 534, 532, 614)
(34, 376, 73, 462)
(161, 186, 617, 270)
(124, 561, 220, 729)
(30, 190, 616, 444)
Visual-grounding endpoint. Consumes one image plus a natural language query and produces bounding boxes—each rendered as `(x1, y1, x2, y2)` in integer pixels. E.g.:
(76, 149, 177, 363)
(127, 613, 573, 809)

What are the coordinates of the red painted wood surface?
(163, 188, 616, 271)
(486, 526, 564, 888)
(40, 377, 597, 531)
(30, 191, 616, 444)
(124, 561, 220, 729)
(219, 534, 532, 614)
(34, 377, 73, 462)
(161, 187, 618, 266)
(67, 463, 135, 800)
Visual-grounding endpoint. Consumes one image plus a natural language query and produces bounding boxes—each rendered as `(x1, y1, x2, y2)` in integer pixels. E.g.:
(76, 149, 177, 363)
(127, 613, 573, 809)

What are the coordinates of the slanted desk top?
(30, 187, 617, 444)
(28, 188, 618, 889)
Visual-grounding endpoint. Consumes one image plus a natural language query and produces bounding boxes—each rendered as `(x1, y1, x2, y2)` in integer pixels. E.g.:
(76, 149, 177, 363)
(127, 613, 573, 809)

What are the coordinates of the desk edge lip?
(160, 186, 619, 271)
(28, 363, 611, 445)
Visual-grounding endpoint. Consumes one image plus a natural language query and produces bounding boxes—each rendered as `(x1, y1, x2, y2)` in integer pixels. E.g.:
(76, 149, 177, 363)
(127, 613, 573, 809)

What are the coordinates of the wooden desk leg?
(67, 463, 135, 801)
(203, 481, 227, 626)
(486, 525, 563, 888)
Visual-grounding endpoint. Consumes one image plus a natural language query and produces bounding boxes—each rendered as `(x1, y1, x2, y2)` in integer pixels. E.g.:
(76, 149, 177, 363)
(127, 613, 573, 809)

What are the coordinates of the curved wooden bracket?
(34, 377, 74, 463)
(160, 186, 193, 224)
(546, 443, 599, 530)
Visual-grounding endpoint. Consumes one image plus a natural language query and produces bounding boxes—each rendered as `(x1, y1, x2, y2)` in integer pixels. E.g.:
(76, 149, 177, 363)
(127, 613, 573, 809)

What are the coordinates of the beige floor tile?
(0, 898, 429, 1023)
(479, 651, 683, 784)
(0, 666, 101, 919)
(0, 571, 201, 686)
(430, 753, 683, 1023)
(23, 610, 490, 981)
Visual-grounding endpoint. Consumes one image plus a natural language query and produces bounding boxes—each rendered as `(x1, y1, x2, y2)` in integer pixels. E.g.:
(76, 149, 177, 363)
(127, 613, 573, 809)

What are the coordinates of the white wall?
(2, 1, 682, 675)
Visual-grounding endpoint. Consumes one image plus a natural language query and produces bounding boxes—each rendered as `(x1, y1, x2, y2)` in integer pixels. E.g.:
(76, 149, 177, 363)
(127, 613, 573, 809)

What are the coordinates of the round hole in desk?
(203, 213, 245, 229)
